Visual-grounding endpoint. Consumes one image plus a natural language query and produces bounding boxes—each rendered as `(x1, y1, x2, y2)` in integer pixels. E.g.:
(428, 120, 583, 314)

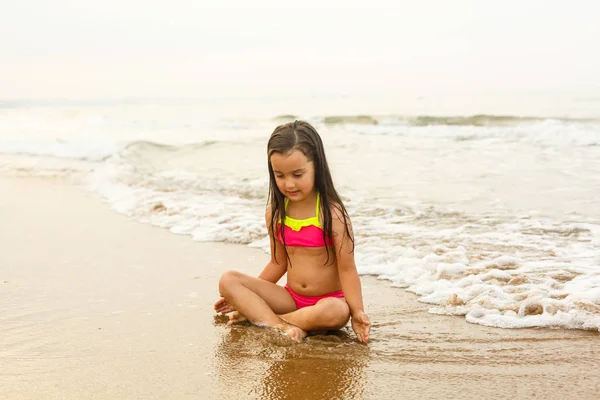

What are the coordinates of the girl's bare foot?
(284, 325, 307, 343)
(227, 311, 247, 325)
(277, 319, 307, 343)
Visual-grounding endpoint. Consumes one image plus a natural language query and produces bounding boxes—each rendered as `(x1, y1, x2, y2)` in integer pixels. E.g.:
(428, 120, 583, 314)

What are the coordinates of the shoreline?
(1, 176, 598, 399)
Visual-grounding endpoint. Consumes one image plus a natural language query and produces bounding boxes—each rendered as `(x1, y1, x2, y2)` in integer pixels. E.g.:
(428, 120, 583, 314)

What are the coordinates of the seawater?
(1, 101, 599, 331)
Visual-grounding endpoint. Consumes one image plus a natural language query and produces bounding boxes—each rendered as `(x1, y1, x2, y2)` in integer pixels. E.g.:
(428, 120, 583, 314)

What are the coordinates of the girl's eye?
(293, 173, 303, 178)
(275, 175, 284, 179)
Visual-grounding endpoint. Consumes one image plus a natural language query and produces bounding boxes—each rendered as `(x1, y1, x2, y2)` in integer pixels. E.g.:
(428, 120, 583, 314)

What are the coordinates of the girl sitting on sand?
(214, 120, 370, 343)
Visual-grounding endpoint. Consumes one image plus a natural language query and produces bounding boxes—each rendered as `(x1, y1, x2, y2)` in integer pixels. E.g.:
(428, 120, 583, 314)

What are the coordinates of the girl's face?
(270, 149, 316, 202)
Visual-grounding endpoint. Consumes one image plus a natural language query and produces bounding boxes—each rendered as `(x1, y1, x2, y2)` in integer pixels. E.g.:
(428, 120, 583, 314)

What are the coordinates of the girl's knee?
(218, 270, 242, 295)
(317, 298, 350, 328)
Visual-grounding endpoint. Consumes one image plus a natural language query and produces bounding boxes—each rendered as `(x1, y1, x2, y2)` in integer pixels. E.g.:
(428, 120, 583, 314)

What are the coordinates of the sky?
(1, 0, 599, 100)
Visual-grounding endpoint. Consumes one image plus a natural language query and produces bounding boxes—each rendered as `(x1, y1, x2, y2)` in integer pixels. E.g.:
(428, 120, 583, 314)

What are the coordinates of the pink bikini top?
(277, 193, 332, 247)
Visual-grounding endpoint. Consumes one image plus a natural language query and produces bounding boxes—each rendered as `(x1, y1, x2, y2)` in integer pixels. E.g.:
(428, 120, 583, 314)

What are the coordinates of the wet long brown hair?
(267, 120, 354, 266)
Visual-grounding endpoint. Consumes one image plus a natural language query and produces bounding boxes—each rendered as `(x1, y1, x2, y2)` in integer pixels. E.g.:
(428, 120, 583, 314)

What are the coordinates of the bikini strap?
(315, 192, 320, 219)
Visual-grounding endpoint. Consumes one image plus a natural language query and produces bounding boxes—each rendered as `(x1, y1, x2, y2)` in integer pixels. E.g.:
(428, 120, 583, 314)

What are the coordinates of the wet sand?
(0, 177, 598, 399)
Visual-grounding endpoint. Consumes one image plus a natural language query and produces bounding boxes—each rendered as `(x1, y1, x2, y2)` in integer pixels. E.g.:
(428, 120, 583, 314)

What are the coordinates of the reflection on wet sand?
(213, 317, 369, 400)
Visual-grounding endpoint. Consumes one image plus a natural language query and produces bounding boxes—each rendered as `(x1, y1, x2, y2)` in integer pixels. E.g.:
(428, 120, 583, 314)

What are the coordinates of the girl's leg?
(279, 298, 350, 332)
(218, 270, 297, 328)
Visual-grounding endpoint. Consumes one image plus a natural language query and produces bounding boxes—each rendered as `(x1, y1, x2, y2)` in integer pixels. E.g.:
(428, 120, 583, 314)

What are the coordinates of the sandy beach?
(0, 177, 598, 400)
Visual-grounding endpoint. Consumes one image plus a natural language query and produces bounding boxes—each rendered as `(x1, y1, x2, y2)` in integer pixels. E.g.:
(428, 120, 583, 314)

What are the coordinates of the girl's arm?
(257, 259, 286, 283)
(332, 208, 370, 343)
(258, 207, 288, 283)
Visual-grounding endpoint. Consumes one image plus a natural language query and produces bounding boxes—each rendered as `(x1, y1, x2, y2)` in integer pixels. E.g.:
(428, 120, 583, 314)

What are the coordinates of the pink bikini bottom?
(285, 284, 345, 309)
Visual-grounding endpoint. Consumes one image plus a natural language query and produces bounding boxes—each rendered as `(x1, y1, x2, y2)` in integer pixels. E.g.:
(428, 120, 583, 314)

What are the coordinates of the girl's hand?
(214, 297, 236, 314)
(351, 311, 371, 343)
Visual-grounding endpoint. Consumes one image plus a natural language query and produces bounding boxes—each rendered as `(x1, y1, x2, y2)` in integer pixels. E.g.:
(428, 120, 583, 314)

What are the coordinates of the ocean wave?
(273, 115, 299, 121)
(313, 114, 599, 127)
(323, 115, 379, 125)
(0, 139, 121, 162)
(329, 117, 600, 147)
(0, 138, 228, 164)
(122, 140, 219, 153)
(406, 114, 547, 126)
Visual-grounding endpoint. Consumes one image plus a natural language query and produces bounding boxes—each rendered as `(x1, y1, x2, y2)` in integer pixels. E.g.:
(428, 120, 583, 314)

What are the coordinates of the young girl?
(214, 120, 370, 343)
